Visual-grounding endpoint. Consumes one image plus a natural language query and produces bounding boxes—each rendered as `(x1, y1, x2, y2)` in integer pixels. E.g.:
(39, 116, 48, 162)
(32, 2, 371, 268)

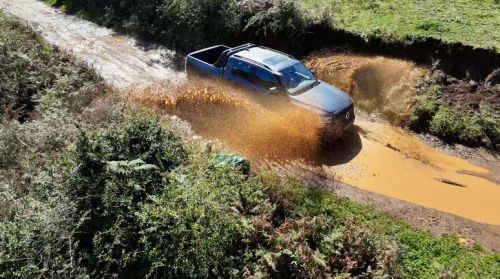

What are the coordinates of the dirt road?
(2, 0, 500, 251)
(0, 0, 184, 89)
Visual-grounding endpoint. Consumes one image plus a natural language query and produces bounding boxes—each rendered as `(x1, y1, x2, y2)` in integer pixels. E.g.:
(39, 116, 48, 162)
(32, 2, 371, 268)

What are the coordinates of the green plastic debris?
(212, 154, 250, 175)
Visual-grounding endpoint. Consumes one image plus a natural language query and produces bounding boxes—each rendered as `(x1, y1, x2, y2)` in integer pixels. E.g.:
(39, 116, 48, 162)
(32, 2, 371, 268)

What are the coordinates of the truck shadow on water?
(315, 126, 363, 166)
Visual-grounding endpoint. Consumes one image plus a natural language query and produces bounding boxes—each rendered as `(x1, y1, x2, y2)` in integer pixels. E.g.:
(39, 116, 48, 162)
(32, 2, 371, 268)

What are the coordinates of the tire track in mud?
(4, 0, 500, 251)
(0, 0, 185, 89)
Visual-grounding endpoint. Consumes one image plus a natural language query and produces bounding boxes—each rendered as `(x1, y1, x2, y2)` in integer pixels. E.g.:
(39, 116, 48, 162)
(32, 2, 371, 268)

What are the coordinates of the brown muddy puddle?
(327, 120, 500, 225)
(129, 53, 500, 225)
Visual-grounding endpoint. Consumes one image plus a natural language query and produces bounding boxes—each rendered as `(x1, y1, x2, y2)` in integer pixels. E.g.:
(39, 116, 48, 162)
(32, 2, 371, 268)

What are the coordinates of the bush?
(243, 0, 310, 48)
(0, 12, 102, 119)
(0, 183, 89, 279)
(139, 164, 255, 278)
(429, 106, 465, 140)
(410, 92, 439, 131)
(54, 0, 244, 51)
(428, 106, 498, 147)
(68, 116, 188, 276)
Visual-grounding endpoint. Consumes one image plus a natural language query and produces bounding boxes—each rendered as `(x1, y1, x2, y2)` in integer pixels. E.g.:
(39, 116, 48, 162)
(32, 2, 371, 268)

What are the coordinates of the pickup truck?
(185, 43, 355, 133)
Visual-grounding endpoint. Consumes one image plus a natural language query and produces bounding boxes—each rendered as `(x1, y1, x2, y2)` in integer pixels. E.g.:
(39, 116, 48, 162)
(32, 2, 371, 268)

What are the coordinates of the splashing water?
(130, 79, 325, 162)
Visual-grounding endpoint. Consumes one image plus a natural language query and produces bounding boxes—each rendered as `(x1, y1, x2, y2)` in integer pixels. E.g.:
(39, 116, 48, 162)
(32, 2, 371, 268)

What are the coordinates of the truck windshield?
(279, 63, 317, 94)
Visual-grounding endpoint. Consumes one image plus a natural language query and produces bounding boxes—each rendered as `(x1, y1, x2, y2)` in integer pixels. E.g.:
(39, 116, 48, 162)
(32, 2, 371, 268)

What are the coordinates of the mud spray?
(130, 79, 324, 162)
(130, 53, 500, 225)
(305, 51, 424, 124)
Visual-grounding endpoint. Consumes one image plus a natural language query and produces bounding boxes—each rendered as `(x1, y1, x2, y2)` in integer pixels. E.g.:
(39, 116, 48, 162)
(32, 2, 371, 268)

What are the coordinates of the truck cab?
(186, 44, 355, 131)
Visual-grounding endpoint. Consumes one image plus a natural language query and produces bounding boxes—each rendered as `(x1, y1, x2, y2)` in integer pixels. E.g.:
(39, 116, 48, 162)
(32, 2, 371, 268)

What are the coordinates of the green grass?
(300, 0, 500, 51)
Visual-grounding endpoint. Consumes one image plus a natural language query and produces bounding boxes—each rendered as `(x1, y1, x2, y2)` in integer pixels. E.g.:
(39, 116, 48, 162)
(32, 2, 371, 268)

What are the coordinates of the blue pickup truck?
(185, 43, 355, 132)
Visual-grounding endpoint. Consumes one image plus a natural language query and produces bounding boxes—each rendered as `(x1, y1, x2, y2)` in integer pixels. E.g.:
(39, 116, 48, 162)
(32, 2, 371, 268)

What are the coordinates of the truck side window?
(231, 60, 253, 81)
(255, 68, 277, 90)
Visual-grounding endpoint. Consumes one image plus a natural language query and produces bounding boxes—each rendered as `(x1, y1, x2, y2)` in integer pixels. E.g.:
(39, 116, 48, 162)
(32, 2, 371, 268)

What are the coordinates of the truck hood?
(289, 81, 352, 115)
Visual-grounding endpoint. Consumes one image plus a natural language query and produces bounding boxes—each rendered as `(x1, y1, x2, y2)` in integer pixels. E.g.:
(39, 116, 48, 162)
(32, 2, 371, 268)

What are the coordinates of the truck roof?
(234, 46, 298, 72)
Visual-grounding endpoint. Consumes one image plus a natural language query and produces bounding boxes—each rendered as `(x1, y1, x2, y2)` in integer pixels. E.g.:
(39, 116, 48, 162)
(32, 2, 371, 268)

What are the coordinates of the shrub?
(0, 12, 102, 119)
(428, 106, 498, 147)
(139, 164, 255, 278)
(0, 169, 88, 278)
(68, 116, 188, 276)
(429, 106, 464, 140)
(410, 95, 439, 130)
(55, 0, 244, 51)
(243, 0, 310, 48)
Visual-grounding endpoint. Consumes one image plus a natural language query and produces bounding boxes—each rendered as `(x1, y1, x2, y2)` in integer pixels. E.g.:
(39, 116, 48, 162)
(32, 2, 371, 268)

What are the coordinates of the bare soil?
(441, 76, 500, 114)
(3, 0, 500, 252)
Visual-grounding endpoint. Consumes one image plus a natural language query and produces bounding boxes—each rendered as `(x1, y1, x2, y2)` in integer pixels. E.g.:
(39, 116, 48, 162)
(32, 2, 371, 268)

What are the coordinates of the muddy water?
(305, 52, 500, 224)
(131, 80, 500, 225)
(131, 81, 324, 161)
(305, 52, 425, 124)
(324, 120, 500, 225)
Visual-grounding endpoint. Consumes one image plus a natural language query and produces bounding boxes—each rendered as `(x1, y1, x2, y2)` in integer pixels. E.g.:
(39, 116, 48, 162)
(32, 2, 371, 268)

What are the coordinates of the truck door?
(224, 58, 260, 91)
(253, 67, 287, 108)
(254, 67, 281, 94)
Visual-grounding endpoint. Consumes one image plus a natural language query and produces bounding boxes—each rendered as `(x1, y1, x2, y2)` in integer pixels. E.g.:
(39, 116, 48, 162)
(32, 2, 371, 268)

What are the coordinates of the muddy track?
(2, 0, 500, 252)
(0, 0, 184, 89)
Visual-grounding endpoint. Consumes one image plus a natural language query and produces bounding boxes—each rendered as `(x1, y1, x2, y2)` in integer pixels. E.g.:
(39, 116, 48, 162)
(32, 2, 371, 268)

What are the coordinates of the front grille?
(332, 104, 355, 127)
(335, 104, 354, 120)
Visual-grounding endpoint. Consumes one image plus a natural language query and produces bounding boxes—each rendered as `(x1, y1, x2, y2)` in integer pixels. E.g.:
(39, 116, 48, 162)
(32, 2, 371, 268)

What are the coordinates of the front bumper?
(332, 104, 355, 130)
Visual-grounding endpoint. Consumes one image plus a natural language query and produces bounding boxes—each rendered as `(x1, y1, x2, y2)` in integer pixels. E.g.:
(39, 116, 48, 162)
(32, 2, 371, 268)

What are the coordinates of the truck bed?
(189, 45, 230, 65)
(185, 44, 256, 78)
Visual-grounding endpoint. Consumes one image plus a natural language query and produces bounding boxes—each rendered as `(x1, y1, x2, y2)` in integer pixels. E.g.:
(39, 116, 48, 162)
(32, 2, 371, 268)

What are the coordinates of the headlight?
(320, 116, 333, 124)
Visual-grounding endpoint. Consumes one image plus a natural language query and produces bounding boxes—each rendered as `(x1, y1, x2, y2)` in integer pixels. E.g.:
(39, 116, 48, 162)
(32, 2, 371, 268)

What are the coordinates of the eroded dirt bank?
(3, 0, 500, 251)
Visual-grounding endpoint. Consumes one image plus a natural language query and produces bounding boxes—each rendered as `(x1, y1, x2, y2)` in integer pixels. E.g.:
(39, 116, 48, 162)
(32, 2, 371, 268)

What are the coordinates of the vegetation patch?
(0, 12, 102, 120)
(410, 70, 500, 150)
(46, 0, 500, 53)
(300, 0, 500, 51)
(1, 7, 500, 279)
(3, 110, 500, 278)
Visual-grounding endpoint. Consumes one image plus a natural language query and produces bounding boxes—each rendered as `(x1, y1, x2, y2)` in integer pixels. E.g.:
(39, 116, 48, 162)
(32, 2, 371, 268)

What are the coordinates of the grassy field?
(300, 0, 500, 51)
(45, 0, 500, 52)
